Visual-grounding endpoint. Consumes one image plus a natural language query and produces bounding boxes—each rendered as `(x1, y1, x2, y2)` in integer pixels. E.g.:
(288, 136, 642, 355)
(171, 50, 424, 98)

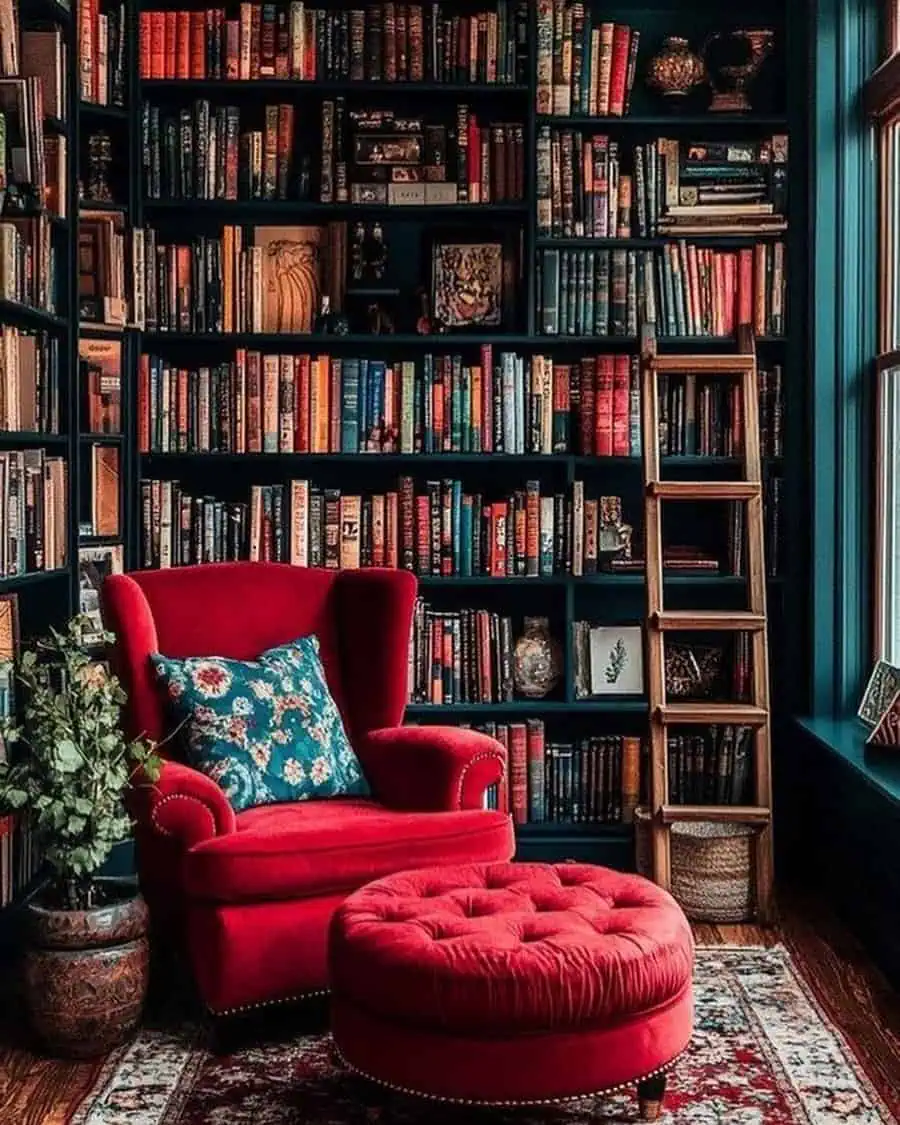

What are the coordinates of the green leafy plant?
(0, 615, 161, 910)
(605, 637, 629, 684)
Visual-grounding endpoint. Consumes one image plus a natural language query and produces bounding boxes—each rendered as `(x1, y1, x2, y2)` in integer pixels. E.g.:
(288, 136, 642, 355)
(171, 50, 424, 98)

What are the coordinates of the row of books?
(0, 216, 56, 315)
(0, 449, 67, 577)
(320, 103, 526, 206)
(0, 328, 61, 435)
(137, 351, 784, 460)
(80, 338, 122, 435)
(535, 10, 639, 119)
(138, 476, 774, 578)
(658, 367, 785, 459)
(78, 0, 126, 107)
(497, 720, 642, 825)
(408, 599, 515, 704)
(0, 76, 50, 209)
(0, 816, 39, 910)
(667, 726, 754, 807)
(537, 132, 789, 241)
(139, 3, 529, 85)
(537, 242, 787, 339)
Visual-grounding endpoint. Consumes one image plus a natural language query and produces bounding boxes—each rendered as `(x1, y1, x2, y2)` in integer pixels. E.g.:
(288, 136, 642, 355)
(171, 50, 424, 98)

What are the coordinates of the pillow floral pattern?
(151, 635, 369, 812)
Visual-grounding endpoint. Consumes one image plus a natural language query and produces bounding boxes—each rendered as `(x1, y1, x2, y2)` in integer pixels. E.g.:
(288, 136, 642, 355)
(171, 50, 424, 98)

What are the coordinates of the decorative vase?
(646, 37, 706, 102)
(22, 877, 149, 1058)
(703, 29, 775, 113)
(513, 617, 561, 699)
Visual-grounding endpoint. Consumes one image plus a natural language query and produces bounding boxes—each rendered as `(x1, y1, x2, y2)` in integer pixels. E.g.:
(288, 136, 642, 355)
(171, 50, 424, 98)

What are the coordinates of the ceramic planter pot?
(22, 877, 149, 1058)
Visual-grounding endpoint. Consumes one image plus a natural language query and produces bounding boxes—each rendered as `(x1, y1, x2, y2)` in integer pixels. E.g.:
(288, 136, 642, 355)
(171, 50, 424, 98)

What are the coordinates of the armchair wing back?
(103, 562, 417, 749)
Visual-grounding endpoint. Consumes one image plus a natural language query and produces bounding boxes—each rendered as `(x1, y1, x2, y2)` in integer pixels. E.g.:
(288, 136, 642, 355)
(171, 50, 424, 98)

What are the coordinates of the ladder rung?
(652, 610, 767, 632)
(660, 804, 771, 826)
(647, 481, 761, 501)
(650, 355, 756, 374)
(656, 702, 768, 726)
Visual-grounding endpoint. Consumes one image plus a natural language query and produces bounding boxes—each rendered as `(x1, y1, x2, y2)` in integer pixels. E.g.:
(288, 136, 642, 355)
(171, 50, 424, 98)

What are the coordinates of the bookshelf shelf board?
(142, 199, 530, 218)
(140, 452, 573, 464)
(536, 114, 789, 128)
(405, 701, 647, 717)
(79, 200, 129, 213)
(140, 332, 587, 348)
(537, 235, 787, 249)
(0, 569, 70, 590)
(79, 535, 125, 549)
(140, 79, 530, 96)
(0, 432, 68, 447)
(79, 322, 130, 337)
(78, 101, 129, 121)
(0, 300, 66, 333)
(516, 822, 634, 838)
(80, 433, 125, 442)
(416, 575, 565, 587)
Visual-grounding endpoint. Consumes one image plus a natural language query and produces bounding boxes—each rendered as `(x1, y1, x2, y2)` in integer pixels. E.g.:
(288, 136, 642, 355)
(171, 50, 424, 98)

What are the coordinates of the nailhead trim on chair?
(334, 1046, 683, 1108)
(212, 988, 330, 1017)
(150, 793, 217, 838)
(457, 751, 506, 807)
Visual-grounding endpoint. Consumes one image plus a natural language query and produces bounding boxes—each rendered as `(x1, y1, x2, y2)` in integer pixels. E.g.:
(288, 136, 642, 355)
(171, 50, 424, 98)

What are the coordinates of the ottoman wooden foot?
(637, 1074, 667, 1121)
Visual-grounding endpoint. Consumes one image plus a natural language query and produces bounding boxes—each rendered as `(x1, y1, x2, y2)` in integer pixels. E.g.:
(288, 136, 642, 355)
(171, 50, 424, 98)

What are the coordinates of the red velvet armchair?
(102, 563, 513, 1016)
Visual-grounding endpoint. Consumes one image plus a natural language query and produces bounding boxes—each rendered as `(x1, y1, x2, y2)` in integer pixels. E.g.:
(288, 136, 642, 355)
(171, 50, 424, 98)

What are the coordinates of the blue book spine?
(460, 497, 473, 575)
(341, 359, 359, 452)
(451, 356, 462, 452)
(501, 353, 515, 453)
(580, 11, 592, 115)
(150, 357, 161, 450)
(423, 354, 433, 452)
(452, 479, 462, 573)
(514, 356, 525, 454)
(461, 363, 471, 453)
(358, 360, 369, 448)
(629, 358, 642, 456)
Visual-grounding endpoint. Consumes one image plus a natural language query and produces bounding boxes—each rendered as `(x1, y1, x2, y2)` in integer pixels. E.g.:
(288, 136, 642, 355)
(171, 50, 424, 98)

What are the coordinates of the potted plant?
(0, 616, 161, 1058)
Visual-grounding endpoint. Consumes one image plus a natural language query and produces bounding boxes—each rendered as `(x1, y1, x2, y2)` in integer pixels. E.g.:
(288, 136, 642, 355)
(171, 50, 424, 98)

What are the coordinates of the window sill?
(795, 716, 900, 809)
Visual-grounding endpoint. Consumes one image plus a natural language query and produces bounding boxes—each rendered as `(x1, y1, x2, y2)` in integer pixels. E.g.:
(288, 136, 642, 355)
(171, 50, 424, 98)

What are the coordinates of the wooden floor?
(1, 888, 899, 1125)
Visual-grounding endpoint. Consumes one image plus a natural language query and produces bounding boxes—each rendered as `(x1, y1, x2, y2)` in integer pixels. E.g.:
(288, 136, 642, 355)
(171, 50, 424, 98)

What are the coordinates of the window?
(867, 9, 900, 664)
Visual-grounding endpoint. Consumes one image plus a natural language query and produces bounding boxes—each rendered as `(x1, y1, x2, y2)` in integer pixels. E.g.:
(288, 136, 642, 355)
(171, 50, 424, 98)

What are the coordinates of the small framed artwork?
(78, 545, 124, 647)
(0, 594, 20, 663)
(589, 625, 644, 696)
(431, 238, 505, 331)
(866, 688, 900, 746)
(857, 660, 900, 727)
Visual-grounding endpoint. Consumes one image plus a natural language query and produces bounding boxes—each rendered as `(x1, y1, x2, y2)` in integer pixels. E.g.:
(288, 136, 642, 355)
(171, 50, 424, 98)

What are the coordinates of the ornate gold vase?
(703, 29, 775, 113)
(646, 36, 707, 101)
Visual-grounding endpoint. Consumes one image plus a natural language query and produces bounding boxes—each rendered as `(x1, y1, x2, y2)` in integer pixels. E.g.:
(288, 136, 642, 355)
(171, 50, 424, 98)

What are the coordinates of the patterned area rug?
(69, 946, 896, 1125)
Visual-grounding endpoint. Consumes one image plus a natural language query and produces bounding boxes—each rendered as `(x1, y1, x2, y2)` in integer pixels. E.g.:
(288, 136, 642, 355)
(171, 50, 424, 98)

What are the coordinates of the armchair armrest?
(130, 758, 237, 849)
(357, 726, 507, 813)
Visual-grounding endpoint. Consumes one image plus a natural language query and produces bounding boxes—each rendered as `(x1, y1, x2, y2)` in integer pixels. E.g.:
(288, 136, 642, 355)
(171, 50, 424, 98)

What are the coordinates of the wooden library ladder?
(640, 323, 774, 924)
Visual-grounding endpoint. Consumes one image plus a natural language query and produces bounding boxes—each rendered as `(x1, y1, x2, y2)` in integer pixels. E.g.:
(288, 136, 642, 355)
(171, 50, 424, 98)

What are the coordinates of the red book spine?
(415, 494, 430, 574)
(175, 11, 190, 78)
(467, 112, 479, 202)
(595, 356, 614, 456)
(611, 355, 630, 456)
(138, 355, 150, 452)
(385, 491, 398, 569)
(737, 248, 754, 329)
(164, 11, 177, 79)
(295, 355, 310, 452)
(579, 359, 595, 454)
(608, 25, 631, 116)
(189, 11, 206, 78)
(526, 721, 544, 820)
(150, 12, 165, 80)
(138, 12, 152, 77)
(480, 344, 493, 451)
(509, 724, 528, 825)
(247, 351, 262, 452)
(490, 501, 506, 576)
(176, 367, 189, 450)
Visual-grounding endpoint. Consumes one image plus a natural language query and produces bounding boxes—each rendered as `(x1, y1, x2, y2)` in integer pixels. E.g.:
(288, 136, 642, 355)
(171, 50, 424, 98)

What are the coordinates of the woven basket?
(634, 807, 757, 923)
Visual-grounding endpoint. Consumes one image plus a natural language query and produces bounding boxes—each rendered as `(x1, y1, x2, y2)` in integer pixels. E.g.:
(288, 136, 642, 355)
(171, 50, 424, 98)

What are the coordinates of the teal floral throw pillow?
(151, 635, 369, 812)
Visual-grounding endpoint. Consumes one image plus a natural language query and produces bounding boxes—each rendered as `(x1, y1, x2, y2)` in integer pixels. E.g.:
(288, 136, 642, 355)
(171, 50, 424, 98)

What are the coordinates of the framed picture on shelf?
(588, 625, 645, 696)
(429, 231, 516, 332)
(78, 545, 124, 647)
(857, 659, 900, 727)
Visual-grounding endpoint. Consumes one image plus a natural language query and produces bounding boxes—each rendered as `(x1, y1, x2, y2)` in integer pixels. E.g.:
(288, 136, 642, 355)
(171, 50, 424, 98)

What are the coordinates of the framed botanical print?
(588, 625, 645, 696)
(858, 659, 900, 726)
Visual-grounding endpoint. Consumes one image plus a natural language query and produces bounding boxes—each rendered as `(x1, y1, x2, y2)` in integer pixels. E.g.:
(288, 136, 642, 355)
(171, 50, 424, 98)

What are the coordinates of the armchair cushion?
(152, 634, 369, 813)
(183, 799, 514, 904)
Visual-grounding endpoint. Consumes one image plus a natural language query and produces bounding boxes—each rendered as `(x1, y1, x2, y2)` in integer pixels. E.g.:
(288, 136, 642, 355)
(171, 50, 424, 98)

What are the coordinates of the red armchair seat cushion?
(330, 862, 694, 1105)
(182, 801, 513, 904)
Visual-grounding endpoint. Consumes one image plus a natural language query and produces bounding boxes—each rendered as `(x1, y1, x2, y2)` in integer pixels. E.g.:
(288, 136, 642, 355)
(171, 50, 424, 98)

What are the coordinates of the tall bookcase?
(2, 0, 810, 909)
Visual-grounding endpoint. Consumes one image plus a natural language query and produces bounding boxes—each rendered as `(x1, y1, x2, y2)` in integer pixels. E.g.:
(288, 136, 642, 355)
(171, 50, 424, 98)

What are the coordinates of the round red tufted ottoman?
(329, 862, 694, 1119)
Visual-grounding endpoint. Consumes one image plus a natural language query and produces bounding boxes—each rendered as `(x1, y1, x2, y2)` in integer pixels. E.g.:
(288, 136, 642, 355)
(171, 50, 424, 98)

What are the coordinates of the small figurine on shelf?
(414, 287, 433, 335)
(703, 29, 775, 113)
(366, 302, 395, 334)
(313, 295, 349, 336)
